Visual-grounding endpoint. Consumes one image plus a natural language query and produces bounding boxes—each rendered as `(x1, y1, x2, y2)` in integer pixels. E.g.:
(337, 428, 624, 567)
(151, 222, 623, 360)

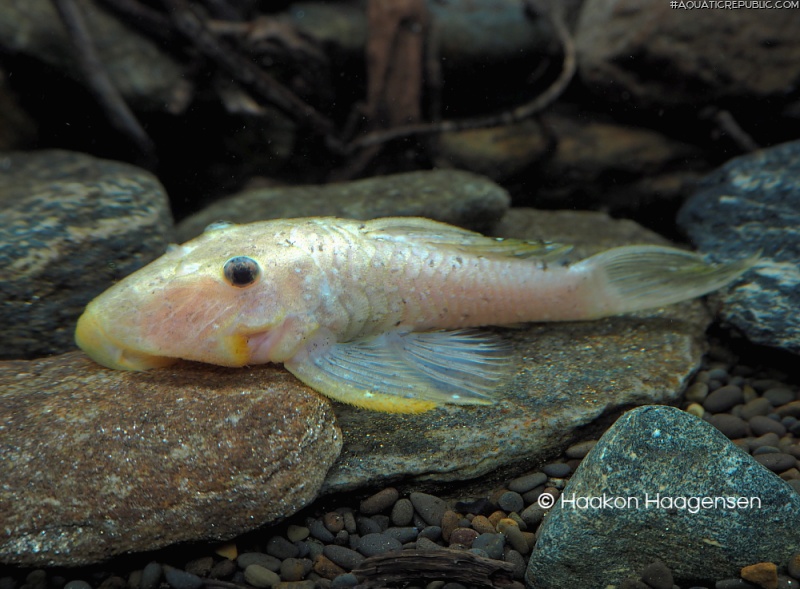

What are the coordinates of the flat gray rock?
(677, 140, 800, 354)
(321, 209, 714, 494)
(175, 169, 511, 241)
(525, 405, 800, 589)
(0, 352, 342, 567)
(0, 150, 173, 359)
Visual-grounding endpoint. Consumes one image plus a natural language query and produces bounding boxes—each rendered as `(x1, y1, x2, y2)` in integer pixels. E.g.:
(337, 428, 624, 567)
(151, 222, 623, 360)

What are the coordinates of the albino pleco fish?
(75, 217, 756, 413)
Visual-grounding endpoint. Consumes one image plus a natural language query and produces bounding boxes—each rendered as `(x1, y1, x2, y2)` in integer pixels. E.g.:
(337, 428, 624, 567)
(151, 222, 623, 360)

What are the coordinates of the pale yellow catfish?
(75, 217, 755, 413)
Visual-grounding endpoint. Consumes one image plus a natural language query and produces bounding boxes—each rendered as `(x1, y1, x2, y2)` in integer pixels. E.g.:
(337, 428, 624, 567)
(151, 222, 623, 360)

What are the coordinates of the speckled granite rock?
(0, 150, 173, 360)
(0, 0, 187, 111)
(176, 170, 510, 241)
(320, 209, 717, 494)
(576, 0, 800, 107)
(0, 352, 341, 567)
(677, 140, 800, 354)
(525, 406, 800, 588)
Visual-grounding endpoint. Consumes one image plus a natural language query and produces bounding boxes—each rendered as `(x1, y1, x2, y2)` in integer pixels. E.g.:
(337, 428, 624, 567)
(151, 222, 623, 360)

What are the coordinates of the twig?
(344, 0, 576, 153)
(714, 109, 760, 152)
(351, 549, 516, 588)
(52, 0, 156, 163)
(161, 0, 337, 141)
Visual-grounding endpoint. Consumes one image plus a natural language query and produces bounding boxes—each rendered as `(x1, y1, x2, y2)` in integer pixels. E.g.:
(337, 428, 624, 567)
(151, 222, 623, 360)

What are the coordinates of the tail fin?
(582, 245, 758, 316)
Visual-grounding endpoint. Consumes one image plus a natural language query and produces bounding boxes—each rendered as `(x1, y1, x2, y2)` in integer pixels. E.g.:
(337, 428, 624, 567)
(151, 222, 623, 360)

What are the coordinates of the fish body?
(75, 216, 756, 413)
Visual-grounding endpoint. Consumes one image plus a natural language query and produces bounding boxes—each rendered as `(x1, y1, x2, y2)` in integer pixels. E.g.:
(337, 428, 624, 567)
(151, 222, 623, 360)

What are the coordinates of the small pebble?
(472, 533, 505, 559)
(308, 519, 336, 543)
(323, 545, 365, 570)
(280, 559, 311, 582)
(497, 520, 528, 554)
(330, 573, 359, 589)
(641, 560, 674, 589)
(686, 403, 705, 418)
(391, 498, 414, 526)
(441, 510, 461, 542)
(685, 382, 710, 403)
(287, 525, 310, 543)
(416, 537, 442, 551)
(520, 503, 547, 527)
(418, 526, 442, 541)
(163, 567, 203, 589)
(752, 445, 781, 456)
(442, 583, 467, 589)
(268, 536, 301, 559)
(708, 414, 749, 439)
(504, 549, 526, 580)
(740, 398, 773, 420)
(764, 388, 796, 406)
(356, 515, 382, 536)
(707, 367, 729, 381)
(496, 491, 524, 514)
(410, 492, 448, 526)
(209, 560, 237, 580)
(24, 571, 46, 589)
(212, 541, 237, 560)
(740, 562, 777, 589)
(507, 472, 547, 493)
(449, 527, 479, 547)
(238, 553, 282, 572)
(360, 488, 400, 515)
(755, 453, 797, 473)
(470, 515, 495, 535)
(64, 582, 92, 589)
(323, 512, 345, 534)
(749, 416, 787, 437)
(704, 385, 744, 413)
(787, 553, 800, 580)
(750, 433, 781, 451)
(185, 557, 213, 578)
(383, 526, 420, 543)
(357, 533, 403, 557)
(312, 556, 346, 580)
(140, 563, 162, 589)
(542, 462, 571, 478)
(776, 402, 800, 418)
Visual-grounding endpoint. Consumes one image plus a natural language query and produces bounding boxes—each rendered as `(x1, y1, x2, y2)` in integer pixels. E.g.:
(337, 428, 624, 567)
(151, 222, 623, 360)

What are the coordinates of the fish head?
(75, 222, 312, 371)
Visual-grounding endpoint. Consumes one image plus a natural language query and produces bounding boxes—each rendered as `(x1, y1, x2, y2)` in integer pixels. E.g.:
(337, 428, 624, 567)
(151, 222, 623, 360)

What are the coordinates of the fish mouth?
(75, 308, 177, 371)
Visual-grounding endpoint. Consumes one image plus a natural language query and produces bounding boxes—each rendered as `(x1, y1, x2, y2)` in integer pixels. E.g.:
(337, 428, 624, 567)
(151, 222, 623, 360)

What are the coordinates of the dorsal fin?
(362, 217, 572, 261)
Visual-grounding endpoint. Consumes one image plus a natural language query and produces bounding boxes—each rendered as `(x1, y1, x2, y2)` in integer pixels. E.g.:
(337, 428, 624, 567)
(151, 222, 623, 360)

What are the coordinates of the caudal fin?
(582, 245, 758, 316)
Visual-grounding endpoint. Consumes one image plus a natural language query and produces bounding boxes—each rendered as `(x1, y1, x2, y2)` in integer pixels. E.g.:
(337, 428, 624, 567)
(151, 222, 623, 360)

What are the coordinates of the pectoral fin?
(284, 329, 512, 413)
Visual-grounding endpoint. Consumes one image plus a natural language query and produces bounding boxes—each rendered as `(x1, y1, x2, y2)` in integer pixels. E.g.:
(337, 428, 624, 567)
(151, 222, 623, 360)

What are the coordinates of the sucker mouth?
(75, 308, 177, 371)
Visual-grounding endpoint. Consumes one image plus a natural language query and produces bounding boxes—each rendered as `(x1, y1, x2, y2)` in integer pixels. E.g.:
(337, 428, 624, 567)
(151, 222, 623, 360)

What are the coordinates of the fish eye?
(223, 256, 261, 288)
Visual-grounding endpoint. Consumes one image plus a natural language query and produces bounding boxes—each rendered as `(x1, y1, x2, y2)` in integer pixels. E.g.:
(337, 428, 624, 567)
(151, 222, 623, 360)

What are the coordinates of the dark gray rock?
(322, 209, 715, 494)
(677, 140, 800, 354)
(0, 150, 173, 360)
(175, 170, 511, 241)
(525, 406, 800, 588)
(0, 352, 341, 567)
